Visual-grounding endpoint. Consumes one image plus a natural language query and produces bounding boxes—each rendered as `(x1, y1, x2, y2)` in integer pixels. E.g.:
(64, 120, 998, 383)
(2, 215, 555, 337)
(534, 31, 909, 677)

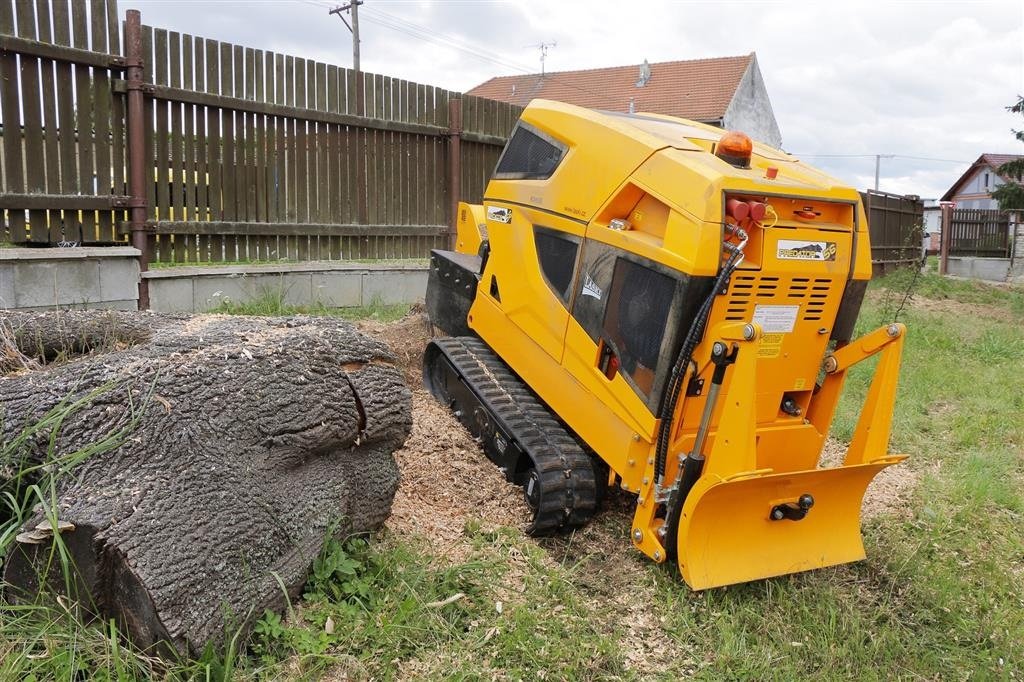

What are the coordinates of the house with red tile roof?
(941, 153, 1024, 209)
(466, 53, 782, 148)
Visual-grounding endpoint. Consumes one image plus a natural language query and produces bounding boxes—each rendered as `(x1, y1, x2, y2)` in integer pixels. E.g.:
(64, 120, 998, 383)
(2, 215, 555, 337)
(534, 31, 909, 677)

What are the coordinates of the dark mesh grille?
(535, 230, 577, 302)
(494, 126, 566, 180)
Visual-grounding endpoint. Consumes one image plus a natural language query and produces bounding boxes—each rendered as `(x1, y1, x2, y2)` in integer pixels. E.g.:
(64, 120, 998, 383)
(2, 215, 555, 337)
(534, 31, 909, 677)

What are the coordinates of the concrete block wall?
(144, 262, 428, 313)
(0, 247, 141, 311)
(1011, 213, 1024, 283)
(944, 256, 1012, 282)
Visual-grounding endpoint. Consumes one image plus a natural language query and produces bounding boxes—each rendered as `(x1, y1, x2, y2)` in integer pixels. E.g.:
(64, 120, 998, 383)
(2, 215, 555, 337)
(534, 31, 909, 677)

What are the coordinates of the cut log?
(0, 310, 411, 657)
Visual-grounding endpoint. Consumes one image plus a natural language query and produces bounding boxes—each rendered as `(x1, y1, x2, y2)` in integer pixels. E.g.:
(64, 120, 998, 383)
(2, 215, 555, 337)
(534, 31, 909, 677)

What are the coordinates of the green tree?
(991, 96, 1024, 210)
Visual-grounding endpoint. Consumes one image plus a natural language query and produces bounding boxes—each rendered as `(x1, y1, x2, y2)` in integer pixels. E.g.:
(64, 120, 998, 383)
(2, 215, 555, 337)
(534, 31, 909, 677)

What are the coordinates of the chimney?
(628, 97, 635, 114)
(636, 59, 651, 87)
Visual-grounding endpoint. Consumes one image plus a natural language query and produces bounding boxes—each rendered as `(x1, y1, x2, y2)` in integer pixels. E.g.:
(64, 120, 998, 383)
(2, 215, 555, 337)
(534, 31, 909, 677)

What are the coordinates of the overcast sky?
(130, 0, 1024, 199)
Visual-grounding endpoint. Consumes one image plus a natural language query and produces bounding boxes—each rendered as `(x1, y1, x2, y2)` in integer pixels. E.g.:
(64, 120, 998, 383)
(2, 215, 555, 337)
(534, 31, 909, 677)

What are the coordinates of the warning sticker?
(758, 332, 784, 358)
(752, 304, 799, 333)
(777, 239, 838, 261)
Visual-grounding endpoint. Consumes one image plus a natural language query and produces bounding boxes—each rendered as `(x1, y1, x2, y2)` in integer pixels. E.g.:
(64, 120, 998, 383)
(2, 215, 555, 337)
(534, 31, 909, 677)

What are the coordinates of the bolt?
(712, 341, 727, 357)
(654, 550, 662, 561)
(642, 477, 649, 485)
(887, 323, 900, 337)
(647, 457, 654, 465)
(632, 528, 643, 542)
(628, 459, 635, 467)
(742, 324, 755, 340)
(823, 355, 838, 373)
(632, 433, 641, 442)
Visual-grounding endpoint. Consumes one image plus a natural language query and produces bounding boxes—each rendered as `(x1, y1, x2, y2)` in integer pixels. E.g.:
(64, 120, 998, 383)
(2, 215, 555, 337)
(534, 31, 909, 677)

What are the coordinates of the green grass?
(210, 289, 411, 323)
(149, 258, 428, 269)
(2, 267, 1022, 680)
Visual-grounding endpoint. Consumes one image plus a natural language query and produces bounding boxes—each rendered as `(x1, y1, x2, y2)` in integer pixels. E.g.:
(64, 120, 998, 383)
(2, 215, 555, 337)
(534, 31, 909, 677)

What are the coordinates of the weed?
(211, 288, 411, 323)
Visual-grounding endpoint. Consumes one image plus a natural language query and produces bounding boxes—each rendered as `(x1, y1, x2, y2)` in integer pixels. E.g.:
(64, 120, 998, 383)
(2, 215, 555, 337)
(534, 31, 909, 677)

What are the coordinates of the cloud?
(128, 0, 1023, 197)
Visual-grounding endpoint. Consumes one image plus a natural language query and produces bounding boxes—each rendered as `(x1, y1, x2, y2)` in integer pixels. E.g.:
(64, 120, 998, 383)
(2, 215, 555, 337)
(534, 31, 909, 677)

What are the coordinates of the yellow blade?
(677, 458, 904, 590)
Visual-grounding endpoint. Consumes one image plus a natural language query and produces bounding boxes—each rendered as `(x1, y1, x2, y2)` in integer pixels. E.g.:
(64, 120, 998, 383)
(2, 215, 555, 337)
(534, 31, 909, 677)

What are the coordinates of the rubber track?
(431, 337, 597, 535)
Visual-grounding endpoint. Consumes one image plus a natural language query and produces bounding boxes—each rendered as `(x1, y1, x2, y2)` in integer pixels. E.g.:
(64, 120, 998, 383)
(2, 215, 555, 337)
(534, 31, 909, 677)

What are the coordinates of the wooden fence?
(946, 208, 1012, 258)
(859, 190, 924, 273)
(0, 0, 521, 269)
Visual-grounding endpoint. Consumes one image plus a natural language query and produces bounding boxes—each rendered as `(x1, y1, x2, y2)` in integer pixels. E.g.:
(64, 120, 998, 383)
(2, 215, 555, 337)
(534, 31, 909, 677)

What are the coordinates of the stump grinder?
(424, 100, 907, 589)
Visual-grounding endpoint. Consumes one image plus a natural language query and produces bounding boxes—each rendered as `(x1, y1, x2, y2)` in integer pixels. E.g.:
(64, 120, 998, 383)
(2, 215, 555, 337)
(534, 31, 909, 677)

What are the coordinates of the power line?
(357, 7, 611, 102)
(795, 153, 970, 164)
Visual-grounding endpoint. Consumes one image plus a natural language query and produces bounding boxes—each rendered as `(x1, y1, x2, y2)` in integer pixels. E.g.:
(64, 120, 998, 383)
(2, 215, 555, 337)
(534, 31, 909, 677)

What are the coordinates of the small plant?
(212, 288, 411, 322)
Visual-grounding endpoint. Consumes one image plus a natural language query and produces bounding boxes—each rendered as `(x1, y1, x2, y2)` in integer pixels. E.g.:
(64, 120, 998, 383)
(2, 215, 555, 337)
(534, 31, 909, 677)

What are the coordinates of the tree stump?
(0, 310, 411, 657)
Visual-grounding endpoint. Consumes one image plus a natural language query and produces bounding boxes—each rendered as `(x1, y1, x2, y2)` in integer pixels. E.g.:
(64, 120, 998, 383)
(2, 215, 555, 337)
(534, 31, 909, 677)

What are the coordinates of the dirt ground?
(356, 310, 921, 676)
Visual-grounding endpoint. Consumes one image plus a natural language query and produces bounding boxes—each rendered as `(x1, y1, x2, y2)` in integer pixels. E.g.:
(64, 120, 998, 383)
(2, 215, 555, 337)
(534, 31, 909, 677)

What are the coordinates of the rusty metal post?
(125, 10, 150, 309)
(447, 97, 462, 250)
(939, 203, 952, 275)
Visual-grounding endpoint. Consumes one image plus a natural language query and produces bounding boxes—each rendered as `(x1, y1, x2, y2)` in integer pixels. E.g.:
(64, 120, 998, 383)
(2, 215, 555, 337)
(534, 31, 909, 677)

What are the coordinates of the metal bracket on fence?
(117, 220, 155, 237)
(112, 78, 154, 95)
(111, 196, 147, 209)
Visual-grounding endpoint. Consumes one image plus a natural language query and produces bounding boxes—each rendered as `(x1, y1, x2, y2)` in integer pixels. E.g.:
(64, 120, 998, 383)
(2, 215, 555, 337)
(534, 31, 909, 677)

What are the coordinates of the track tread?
(427, 337, 597, 535)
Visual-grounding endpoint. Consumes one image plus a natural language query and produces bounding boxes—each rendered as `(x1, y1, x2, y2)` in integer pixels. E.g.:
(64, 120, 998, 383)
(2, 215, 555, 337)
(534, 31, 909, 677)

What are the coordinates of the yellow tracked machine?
(423, 100, 907, 589)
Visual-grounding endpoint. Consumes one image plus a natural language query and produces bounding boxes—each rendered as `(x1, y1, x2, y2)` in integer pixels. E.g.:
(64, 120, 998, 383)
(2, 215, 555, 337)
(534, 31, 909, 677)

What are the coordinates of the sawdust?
(819, 437, 920, 520)
(356, 309, 529, 560)
(386, 391, 529, 558)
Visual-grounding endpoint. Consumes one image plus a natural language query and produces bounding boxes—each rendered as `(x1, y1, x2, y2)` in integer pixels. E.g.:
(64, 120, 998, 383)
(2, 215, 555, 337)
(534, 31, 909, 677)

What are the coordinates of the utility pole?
(874, 154, 894, 191)
(329, 0, 367, 223)
(329, 0, 364, 114)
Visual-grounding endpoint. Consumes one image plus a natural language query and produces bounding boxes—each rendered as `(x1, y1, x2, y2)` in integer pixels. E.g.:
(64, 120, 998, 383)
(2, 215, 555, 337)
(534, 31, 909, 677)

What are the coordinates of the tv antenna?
(529, 41, 557, 77)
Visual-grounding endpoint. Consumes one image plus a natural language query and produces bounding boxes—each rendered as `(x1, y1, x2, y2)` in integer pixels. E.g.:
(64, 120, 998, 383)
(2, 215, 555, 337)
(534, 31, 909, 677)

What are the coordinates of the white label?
(752, 304, 799, 333)
(777, 239, 837, 261)
(486, 206, 511, 223)
(582, 273, 603, 300)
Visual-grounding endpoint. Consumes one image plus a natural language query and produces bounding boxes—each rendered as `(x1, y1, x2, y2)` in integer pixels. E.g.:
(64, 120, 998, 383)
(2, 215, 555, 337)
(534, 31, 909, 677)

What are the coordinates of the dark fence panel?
(0, 2, 522, 263)
(860, 190, 923, 274)
(0, 0, 126, 245)
(947, 208, 1011, 258)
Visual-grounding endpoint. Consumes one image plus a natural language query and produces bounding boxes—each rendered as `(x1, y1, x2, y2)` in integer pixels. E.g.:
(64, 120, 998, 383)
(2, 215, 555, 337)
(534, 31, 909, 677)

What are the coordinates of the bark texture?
(0, 311, 411, 656)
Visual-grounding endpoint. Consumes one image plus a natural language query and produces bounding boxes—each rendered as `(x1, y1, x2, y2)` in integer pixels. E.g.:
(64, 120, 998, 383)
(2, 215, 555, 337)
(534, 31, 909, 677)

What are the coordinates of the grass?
(210, 289, 412, 323)
(1, 268, 1022, 680)
(148, 258, 428, 269)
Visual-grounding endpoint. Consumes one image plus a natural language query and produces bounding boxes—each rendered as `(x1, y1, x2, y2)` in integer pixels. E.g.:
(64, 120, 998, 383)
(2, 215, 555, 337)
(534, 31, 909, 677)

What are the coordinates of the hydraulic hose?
(653, 245, 744, 485)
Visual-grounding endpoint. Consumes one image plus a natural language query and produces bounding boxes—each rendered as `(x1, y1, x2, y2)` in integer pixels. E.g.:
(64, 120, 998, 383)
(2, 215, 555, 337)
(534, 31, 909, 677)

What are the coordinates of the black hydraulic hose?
(653, 249, 743, 484)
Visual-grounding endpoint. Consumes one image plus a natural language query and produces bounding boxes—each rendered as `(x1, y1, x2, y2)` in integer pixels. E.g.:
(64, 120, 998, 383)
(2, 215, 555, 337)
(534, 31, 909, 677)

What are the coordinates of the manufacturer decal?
(777, 239, 837, 261)
(487, 206, 512, 224)
(494, 433, 508, 454)
(582, 273, 603, 300)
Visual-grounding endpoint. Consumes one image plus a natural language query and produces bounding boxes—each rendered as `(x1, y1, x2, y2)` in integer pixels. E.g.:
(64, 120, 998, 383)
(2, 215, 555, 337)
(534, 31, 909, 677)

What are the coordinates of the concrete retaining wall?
(0, 247, 140, 311)
(944, 256, 1013, 282)
(144, 262, 429, 313)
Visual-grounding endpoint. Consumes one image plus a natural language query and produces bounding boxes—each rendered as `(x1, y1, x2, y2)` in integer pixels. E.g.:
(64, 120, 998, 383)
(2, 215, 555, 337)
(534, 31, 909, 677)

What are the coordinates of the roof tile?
(466, 55, 753, 122)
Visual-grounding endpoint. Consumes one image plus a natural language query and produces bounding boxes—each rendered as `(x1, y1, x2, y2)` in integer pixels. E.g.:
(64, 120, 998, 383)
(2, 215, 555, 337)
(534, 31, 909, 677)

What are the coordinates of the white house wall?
(721, 57, 783, 148)
(951, 166, 1005, 209)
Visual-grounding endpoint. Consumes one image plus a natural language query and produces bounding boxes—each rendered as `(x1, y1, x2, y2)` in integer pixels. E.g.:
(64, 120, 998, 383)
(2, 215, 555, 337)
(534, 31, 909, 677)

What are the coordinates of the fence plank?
(0, 2, 23, 242)
(50, 2, 81, 241)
